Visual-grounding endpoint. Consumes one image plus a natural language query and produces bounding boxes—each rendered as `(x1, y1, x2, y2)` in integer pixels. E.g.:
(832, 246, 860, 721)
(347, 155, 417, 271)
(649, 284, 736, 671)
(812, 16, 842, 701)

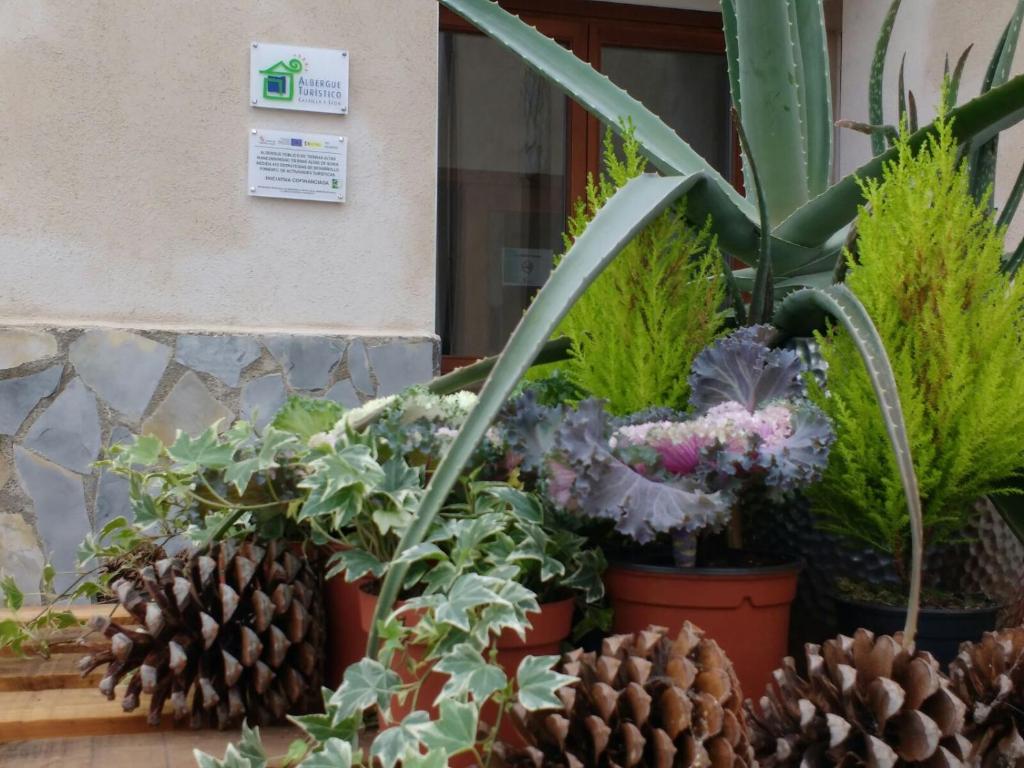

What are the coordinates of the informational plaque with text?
(248, 129, 347, 203)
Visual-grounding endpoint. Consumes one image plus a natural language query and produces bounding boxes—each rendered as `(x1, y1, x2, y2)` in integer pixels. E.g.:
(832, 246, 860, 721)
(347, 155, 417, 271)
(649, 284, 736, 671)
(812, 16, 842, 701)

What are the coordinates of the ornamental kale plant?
(520, 328, 833, 565)
(809, 118, 1024, 577)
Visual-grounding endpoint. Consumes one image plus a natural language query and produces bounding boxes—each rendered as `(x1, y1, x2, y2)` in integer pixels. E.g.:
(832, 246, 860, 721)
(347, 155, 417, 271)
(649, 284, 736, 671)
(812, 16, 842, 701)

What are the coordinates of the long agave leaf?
(720, 0, 749, 197)
(367, 173, 699, 655)
(731, 0, 810, 224)
(897, 53, 908, 130)
(870, 0, 903, 156)
(969, 1, 1024, 206)
(1003, 236, 1024, 277)
(998, 159, 1024, 230)
(774, 285, 923, 647)
(790, 0, 832, 197)
(427, 338, 571, 396)
(943, 45, 973, 113)
(778, 74, 1024, 247)
(734, 110, 772, 324)
(436, 0, 829, 271)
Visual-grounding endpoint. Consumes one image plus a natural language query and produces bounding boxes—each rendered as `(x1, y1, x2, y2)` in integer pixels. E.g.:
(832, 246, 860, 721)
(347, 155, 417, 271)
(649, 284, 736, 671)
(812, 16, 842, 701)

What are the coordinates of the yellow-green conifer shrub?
(810, 119, 1024, 573)
(551, 130, 727, 415)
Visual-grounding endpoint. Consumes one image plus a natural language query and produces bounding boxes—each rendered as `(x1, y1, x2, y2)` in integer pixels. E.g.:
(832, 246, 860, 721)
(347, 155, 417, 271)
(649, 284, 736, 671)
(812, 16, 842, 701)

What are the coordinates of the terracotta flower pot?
(358, 587, 574, 749)
(835, 596, 999, 665)
(322, 543, 371, 688)
(604, 561, 799, 696)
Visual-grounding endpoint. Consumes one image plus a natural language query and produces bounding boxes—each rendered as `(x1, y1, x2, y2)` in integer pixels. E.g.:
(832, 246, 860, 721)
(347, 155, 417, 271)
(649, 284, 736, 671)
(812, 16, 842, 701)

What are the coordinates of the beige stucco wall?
(0, 1, 438, 337)
(839, 0, 1024, 245)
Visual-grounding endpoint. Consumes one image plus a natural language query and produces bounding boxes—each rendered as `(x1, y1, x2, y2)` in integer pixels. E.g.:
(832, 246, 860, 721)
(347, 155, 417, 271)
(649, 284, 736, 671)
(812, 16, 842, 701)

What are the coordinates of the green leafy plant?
(548, 129, 726, 414)
(196, 577, 575, 768)
(369, 0, 999, 655)
(808, 119, 1024, 582)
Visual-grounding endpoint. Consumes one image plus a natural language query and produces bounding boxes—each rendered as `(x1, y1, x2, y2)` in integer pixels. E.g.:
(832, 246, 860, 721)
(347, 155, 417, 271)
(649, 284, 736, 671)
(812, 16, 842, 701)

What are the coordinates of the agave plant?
(368, 0, 1024, 659)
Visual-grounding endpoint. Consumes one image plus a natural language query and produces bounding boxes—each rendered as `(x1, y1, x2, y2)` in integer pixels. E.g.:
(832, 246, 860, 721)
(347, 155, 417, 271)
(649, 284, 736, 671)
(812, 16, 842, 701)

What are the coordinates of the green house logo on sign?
(260, 58, 303, 101)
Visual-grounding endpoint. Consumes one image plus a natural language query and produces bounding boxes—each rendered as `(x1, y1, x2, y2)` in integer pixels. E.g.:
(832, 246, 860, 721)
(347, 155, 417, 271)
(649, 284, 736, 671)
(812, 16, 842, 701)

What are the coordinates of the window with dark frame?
(435, 1, 744, 370)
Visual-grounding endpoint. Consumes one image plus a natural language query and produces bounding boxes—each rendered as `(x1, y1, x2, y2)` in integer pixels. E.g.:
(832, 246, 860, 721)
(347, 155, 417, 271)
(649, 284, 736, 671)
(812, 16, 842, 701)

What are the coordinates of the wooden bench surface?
(0, 605, 303, 766)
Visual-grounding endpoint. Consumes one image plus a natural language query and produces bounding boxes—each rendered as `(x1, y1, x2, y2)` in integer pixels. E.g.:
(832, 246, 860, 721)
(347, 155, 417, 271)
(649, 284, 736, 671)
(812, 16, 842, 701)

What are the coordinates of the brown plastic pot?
(322, 543, 370, 688)
(358, 587, 574, 750)
(605, 561, 800, 697)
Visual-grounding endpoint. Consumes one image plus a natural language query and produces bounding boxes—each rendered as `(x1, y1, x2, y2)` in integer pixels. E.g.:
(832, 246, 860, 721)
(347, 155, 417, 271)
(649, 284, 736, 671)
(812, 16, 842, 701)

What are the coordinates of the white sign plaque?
(248, 129, 347, 203)
(250, 42, 349, 114)
(502, 247, 553, 287)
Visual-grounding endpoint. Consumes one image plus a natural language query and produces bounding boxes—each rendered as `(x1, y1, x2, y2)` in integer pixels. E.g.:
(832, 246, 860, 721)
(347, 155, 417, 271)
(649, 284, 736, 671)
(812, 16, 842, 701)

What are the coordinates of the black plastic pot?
(835, 596, 999, 665)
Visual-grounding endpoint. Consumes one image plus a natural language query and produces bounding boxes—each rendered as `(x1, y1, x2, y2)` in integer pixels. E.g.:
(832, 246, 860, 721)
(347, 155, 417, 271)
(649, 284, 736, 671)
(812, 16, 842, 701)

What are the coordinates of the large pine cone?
(948, 627, 1024, 766)
(501, 622, 755, 768)
(747, 629, 969, 766)
(80, 539, 324, 729)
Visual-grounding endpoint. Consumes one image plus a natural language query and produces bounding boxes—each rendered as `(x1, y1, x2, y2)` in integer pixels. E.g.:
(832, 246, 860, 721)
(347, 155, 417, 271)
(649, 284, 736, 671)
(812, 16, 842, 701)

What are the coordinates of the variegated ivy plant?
(195, 573, 576, 768)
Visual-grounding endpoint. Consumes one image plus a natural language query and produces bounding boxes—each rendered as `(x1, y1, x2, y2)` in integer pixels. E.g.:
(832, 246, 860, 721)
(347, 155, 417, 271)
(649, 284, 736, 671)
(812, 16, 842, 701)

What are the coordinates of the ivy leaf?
(1, 576, 24, 611)
(434, 574, 508, 632)
(224, 458, 261, 495)
(41, 563, 57, 596)
(328, 658, 401, 722)
(283, 740, 308, 767)
(476, 482, 543, 522)
(236, 723, 269, 766)
(272, 396, 344, 442)
(193, 745, 259, 768)
(325, 548, 386, 582)
(305, 447, 385, 498)
(516, 655, 578, 711)
(297, 738, 354, 768)
(122, 434, 163, 467)
(369, 710, 430, 768)
(434, 643, 508, 703)
(399, 749, 449, 768)
(167, 426, 235, 472)
(371, 506, 414, 536)
(419, 561, 458, 595)
(561, 548, 607, 603)
(392, 542, 446, 567)
(417, 699, 479, 757)
(194, 724, 267, 768)
(290, 689, 361, 743)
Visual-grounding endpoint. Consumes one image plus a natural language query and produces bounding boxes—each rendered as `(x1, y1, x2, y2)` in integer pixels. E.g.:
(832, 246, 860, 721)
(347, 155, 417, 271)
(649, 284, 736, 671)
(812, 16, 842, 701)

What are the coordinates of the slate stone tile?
(0, 438, 11, 490)
(368, 342, 434, 396)
(241, 374, 287, 433)
(14, 447, 91, 593)
(0, 364, 63, 435)
(324, 379, 361, 408)
(0, 513, 45, 601)
(69, 330, 171, 420)
(22, 377, 101, 474)
(95, 471, 133, 529)
(0, 329, 58, 371)
(263, 336, 345, 390)
(346, 339, 374, 395)
(141, 371, 233, 445)
(174, 335, 262, 387)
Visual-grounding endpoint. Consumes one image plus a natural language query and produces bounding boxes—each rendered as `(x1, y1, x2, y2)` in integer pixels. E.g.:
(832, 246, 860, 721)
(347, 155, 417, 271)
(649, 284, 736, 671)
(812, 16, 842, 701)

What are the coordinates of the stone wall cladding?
(0, 326, 438, 599)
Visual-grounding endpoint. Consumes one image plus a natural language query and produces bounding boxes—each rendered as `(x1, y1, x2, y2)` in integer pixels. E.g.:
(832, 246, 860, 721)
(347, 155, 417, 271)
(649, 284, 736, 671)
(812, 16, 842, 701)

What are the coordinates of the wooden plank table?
(0, 606, 303, 767)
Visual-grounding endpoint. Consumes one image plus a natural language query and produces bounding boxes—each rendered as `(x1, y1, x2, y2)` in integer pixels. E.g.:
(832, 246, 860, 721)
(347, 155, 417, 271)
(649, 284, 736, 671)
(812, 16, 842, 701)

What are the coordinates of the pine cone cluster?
(80, 539, 324, 729)
(948, 627, 1024, 766)
(501, 622, 755, 768)
(747, 629, 969, 767)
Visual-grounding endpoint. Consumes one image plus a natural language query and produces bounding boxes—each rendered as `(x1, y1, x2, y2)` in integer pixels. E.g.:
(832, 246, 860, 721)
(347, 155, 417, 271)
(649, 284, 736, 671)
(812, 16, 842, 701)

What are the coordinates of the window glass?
(600, 46, 733, 176)
(437, 31, 569, 357)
